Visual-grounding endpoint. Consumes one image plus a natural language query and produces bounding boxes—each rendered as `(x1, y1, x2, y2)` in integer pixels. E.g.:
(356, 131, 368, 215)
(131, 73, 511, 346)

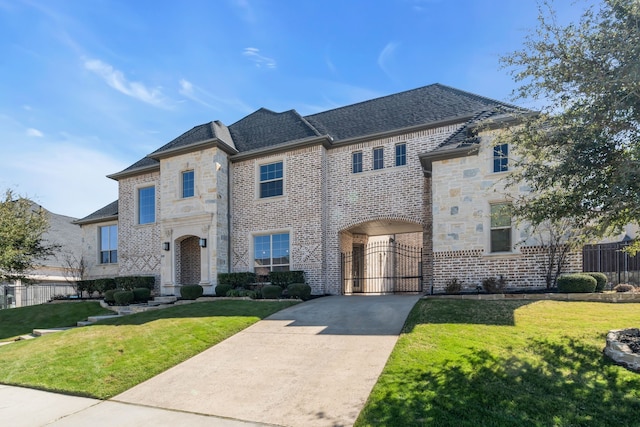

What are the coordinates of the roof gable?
(229, 108, 321, 152)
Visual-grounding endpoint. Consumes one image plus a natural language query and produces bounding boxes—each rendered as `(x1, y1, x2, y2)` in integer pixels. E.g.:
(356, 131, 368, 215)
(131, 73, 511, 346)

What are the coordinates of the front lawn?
(0, 301, 113, 341)
(0, 300, 297, 398)
(356, 300, 640, 427)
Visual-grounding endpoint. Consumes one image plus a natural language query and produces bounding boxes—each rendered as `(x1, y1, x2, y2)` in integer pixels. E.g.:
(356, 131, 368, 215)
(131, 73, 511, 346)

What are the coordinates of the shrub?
(76, 280, 94, 297)
(584, 272, 608, 292)
(217, 272, 257, 289)
(215, 284, 233, 297)
(104, 289, 117, 304)
(482, 275, 507, 294)
(94, 278, 117, 295)
(613, 283, 636, 293)
(116, 276, 155, 291)
(268, 271, 305, 288)
(181, 284, 204, 300)
(132, 287, 151, 303)
(261, 284, 283, 299)
(113, 290, 134, 306)
(287, 283, 312, 300)
(557, 274, 597, 293)
(445, 278, 463, 294)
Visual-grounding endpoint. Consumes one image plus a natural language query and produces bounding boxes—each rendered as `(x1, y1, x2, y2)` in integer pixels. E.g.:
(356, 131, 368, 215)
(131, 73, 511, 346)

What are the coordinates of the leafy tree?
(499, 0, 640, 252)
(0, 190, 56, 283)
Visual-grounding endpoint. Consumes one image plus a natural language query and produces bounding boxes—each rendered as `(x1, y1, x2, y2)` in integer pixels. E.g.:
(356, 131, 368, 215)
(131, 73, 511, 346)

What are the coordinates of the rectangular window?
(395, 143, 407, 166)
(182, 170, 194, 198)
(100, 225, 118, 264)
(138, 186, 155, 224)
(490, 203, 512, 252)
(254, 233, 290, 277)
(259, 161, 283, 198)
(352, 152, 363, 173)
(373, 147, 384, 170)
(493, 143, 509, 172)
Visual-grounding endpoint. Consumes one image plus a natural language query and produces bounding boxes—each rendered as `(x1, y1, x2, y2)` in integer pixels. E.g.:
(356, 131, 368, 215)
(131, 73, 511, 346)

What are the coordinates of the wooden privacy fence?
(582, 241, 640, 286)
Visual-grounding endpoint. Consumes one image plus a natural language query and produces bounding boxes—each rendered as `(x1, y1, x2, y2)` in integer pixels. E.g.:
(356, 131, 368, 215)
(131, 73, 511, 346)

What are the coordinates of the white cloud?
(242, 47, 277, 69)
(178, 78, 253, 114)
(378, 42, 400, 80)
(84, 58, 170, 108)
(178, 78, 214, 109)
(26, 128, 44, 137)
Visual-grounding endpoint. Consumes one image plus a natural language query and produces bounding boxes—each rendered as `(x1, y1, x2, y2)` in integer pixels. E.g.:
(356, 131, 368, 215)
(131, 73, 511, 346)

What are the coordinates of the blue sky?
(0, 0, 589, 218)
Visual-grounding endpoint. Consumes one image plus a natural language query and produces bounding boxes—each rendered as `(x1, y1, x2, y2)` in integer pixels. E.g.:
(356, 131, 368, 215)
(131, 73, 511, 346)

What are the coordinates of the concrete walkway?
(1, 295, 419, 427)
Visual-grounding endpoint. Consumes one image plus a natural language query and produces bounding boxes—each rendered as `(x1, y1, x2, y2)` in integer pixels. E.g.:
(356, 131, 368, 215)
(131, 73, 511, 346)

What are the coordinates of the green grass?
(356, 300, 640, 427)
(0, 301, 113, 340)
(0, 300, 297, 398)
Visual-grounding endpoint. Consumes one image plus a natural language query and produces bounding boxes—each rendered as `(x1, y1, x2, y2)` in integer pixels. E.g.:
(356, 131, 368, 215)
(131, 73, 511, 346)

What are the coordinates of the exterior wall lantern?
(199, 238, 207, 248)
(163, 242, 170, 251)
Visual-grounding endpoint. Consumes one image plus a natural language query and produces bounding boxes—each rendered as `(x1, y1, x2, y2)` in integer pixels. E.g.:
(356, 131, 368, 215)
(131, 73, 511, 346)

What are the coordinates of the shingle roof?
(150, 120, 236, 156)
(228, 108, 321, 152)
(74, 200, 118, 224)
(111, 83, 526, 177)
(304, 83, 522, 142)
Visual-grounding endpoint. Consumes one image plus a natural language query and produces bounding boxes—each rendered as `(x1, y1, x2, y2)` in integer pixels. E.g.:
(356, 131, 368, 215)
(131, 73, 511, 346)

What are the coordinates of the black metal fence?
(341, 241, 423, 294)
(582, 241, 640, 285)
(0, 283, 77, 309)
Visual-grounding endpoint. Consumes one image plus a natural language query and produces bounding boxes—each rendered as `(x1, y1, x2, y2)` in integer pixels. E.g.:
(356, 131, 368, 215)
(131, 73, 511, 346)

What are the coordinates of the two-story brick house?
(76, 83, 582, 295)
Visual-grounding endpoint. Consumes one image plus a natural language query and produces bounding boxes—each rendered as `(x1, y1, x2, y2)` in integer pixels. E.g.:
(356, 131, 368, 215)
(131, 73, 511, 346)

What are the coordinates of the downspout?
(227, 156, 232, 273)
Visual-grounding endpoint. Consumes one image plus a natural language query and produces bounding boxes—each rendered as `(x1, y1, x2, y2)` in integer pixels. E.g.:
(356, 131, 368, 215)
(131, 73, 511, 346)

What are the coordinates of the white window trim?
(255, 157, 286, 201)
(486, 201, 516, 254)
(250, 228, 293, 273)
(136, 184, 156, 225)
(98, 223, 118, 264)
(181, 169, 195, 199)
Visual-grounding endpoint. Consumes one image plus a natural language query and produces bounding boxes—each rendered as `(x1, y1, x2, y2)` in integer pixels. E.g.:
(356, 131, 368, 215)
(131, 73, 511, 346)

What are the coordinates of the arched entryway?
(340, 218, 423, 294)
(176, 236, 201, 285)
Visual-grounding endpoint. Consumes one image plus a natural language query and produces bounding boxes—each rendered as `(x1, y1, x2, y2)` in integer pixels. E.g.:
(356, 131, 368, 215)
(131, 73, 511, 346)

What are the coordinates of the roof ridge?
(432, 83, 525, 112)
(303, 83, 439, 119)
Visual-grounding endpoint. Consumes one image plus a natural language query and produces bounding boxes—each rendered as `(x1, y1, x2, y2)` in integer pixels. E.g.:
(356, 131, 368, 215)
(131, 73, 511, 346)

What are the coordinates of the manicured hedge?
(181, 284, 204, 300)
(94, 278, 117, 294)
(133, 287, 151, 303)
(268, 271, 305, 288)
(287, 283, 311, 301)
(113, 290, 134, 305)
(584, 272, 608, 292)
(116, 276, 155, 291)
(104, 289, 117, 304)
(261, 285, 283, 299)
(557, 273, 597, 293)
(217, 272, 256, 289)
(215, 284, 233, 297)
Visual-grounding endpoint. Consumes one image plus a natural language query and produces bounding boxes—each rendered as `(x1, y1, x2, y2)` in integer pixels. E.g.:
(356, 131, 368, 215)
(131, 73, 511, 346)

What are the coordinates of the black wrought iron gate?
(341, 241, 423, 293)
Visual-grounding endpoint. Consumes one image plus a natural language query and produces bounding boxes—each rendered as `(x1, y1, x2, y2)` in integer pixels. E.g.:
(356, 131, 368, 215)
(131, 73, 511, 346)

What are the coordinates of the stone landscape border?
(426, 292, 640, 302)
(604, 329, 640, 372)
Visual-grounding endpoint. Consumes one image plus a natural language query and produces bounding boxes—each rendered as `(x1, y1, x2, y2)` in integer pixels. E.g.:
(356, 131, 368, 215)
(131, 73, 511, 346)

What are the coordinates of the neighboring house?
(1, 204, 81, 308)
(76, 83, 589, 295)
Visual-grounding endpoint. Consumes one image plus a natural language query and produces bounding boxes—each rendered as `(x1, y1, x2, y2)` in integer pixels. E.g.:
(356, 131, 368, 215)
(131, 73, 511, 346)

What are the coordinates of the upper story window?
(493, 143, 509, 173)
(490, 203, 512, 252)
(352, 152, 363, 173)
(100, 225, 117, 264)
(373, 147, 384, 170)
(395, 143, 407, 166)
(138, 186, 155, 224)
(254, 233, 290, 277)
(259, 161, 283, 198)
(182, 170, 194, 198)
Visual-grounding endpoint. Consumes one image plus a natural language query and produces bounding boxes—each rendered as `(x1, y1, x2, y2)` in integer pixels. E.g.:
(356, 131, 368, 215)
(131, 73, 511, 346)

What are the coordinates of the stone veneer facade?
(430, 130, 582, 291)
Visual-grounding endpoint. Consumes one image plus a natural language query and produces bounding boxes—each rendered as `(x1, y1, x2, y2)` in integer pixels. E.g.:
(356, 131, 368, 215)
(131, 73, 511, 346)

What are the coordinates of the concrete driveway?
(114, 295, 419, 427)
